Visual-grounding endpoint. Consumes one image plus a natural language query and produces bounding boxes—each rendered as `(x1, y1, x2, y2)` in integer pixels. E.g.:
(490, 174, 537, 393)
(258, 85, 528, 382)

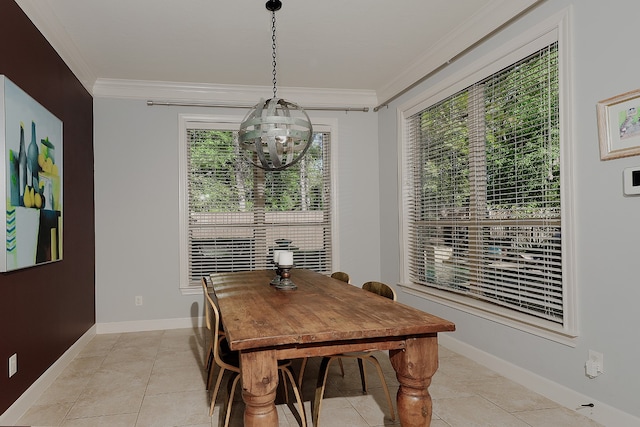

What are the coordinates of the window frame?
(397, 9, 577, 344)
(178, 114, 339, 294)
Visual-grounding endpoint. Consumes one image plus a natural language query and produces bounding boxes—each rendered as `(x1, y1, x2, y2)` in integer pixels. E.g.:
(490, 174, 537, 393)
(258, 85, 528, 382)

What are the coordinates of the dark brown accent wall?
(0, 1, 95, 414)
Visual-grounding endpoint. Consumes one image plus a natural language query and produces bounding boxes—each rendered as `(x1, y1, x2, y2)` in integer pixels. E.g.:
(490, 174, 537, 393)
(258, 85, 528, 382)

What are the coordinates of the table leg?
(240, 350, 279, 427)
(389, 335, 439, 426)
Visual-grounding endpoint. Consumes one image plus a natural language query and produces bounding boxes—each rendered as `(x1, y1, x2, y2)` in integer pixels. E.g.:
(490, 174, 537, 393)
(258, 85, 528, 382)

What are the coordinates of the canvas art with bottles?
(1, 75, 63, 272)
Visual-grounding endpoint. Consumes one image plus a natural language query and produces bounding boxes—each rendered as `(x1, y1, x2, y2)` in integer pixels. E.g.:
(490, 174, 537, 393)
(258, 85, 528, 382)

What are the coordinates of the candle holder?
(270, 264, 282, 285)
(271, 249, 285, 285)
(275, 264, 297, 290)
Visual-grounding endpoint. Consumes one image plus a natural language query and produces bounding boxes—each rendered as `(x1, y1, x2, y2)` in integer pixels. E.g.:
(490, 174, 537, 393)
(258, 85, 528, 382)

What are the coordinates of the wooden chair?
(362, 280, 396, 300)
(297, 272, 351, 387)
(202, 278, 215, 389)
(329, 272, 350, 375)
(330, 271, 350, 284)
(202, 278, 307, 427)
(311, 281, 397, 427)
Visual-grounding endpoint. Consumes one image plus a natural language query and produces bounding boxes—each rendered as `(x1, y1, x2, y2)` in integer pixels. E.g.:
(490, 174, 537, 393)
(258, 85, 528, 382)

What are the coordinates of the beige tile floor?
(15, 328, 603, 427)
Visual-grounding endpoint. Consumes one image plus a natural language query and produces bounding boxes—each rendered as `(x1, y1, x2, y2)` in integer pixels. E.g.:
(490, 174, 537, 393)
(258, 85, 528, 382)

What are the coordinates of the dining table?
(209, 268, 455, 426)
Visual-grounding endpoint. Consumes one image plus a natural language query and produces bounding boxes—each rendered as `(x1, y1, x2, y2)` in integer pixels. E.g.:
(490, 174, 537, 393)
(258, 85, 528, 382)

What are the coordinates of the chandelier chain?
(271, 10, 277, 98)
(238, 0, 313, 171)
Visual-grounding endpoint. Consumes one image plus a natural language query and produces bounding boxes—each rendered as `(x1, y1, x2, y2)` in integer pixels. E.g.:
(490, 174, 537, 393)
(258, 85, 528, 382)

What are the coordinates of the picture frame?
(1, 75, 63, 272)
(597, 88, 640, 160)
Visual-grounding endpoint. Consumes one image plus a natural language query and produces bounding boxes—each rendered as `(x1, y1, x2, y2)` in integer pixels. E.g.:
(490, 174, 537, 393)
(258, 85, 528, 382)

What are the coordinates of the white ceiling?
(16, 0, 540, 105)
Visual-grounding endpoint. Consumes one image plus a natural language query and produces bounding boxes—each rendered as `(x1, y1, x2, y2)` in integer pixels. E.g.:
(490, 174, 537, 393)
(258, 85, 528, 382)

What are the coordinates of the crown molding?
(92, 78, 378, 108)
(377, 0, 541, 105)
(15, 0, 376, 107)
(15, 0, 97, 93)
(16, 0, 538, 109)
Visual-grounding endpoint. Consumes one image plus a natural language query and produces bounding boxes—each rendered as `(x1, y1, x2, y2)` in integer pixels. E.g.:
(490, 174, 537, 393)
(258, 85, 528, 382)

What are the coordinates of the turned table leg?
(240, 350, 279, 427)
(389, 335, 439, 426)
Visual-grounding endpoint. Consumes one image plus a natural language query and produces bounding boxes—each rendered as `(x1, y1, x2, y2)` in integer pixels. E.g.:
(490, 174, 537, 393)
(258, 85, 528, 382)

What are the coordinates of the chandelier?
(238, 0, 312, 171)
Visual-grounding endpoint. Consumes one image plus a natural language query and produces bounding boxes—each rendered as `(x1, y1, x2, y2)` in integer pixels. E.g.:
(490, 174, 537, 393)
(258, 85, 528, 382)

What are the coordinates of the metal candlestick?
(275, 264, 296, 290)
(270, 264, 282, 285)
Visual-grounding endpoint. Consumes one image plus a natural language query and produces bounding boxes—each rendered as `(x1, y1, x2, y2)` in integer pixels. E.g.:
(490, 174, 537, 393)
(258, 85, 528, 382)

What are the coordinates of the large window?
(400, 21, 575, 339)
(179, 115, 333, 292)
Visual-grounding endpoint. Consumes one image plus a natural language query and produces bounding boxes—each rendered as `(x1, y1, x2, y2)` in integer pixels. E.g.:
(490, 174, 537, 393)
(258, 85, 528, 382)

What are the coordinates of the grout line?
(24, 329, 602, 427)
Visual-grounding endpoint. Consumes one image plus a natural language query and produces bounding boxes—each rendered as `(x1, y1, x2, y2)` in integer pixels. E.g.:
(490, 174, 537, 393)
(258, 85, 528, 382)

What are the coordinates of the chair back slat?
(330, 271, 350, 283)
(362, 281, 397, 301)
(203, 277, 232, 369)
(201, 277, 213, 331)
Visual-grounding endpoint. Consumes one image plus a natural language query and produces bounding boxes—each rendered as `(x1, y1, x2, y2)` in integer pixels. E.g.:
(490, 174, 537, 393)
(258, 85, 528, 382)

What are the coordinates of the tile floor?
(15, 328, 603, 427)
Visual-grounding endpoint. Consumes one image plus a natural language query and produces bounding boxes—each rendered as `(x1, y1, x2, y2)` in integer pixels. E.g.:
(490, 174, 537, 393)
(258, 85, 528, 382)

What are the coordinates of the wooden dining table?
(209, 269, 455, 426)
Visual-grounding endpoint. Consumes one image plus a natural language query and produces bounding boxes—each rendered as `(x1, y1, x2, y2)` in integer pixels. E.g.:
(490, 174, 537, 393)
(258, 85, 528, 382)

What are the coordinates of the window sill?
(180, 286, 202, 296)
(399, 282, 578, 347)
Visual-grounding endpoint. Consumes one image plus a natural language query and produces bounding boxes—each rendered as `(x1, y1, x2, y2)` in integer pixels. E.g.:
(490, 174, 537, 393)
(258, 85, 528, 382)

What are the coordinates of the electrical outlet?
(135, 296, 143, 306)
(585, 350, 604, 378)
(8, 353, 17, 377)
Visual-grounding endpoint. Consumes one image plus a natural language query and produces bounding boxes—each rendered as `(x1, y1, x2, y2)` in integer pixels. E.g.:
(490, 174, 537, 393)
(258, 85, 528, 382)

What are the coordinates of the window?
(400, 20, 575, 339)
(179, 115, 334, 293)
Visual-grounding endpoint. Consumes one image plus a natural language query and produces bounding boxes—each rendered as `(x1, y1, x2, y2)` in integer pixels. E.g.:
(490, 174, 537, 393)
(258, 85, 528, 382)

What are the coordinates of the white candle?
(278, 251, 294, 266)
(273, 250, 284, 263)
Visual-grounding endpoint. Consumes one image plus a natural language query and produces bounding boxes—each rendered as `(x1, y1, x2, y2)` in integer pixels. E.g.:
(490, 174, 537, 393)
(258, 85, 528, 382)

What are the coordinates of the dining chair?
(201, 278, 215, 390)
(203, 277, 228, 390)
(362, 280, 396, 300)
(329, 272, 349, 376)
(202, 278, 307, 427)
(330, 271, 350, 283)
(297, 272, 351, 387)
(311, 281, 397, 427)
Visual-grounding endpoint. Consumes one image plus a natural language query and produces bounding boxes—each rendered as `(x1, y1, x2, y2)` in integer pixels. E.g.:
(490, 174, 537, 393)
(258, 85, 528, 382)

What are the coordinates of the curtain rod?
(146, 100, 369, 112)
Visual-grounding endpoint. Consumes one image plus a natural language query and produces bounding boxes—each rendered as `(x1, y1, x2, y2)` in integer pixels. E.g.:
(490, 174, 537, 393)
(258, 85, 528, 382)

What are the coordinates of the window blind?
(405, 42, 562, 323)
(184, 126, 332, 288)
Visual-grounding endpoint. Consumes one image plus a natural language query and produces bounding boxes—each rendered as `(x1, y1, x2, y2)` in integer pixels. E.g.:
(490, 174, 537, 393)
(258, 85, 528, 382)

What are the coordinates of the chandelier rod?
(146, 100, 369, 112)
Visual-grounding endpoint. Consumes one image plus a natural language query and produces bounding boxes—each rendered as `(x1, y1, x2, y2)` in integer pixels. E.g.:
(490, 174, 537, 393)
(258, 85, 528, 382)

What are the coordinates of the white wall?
(94, 98, 380, 325)
(378, 0, 640, 422)
(93, 0, 640, 423)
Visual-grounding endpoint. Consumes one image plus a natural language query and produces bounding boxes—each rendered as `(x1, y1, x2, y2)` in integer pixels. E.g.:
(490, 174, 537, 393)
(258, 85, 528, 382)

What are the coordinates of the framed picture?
(0, 75, 63, 272)
(597, 88, 640, 160)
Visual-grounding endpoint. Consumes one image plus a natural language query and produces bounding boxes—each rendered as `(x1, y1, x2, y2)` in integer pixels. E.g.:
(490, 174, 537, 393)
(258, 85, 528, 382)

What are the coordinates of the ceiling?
(15, 0, 540, 105)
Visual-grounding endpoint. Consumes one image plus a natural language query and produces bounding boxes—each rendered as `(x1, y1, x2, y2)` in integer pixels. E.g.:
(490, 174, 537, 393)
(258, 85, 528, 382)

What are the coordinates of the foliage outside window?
(180, 117, 332, 291)
(402, 41, 569, 329)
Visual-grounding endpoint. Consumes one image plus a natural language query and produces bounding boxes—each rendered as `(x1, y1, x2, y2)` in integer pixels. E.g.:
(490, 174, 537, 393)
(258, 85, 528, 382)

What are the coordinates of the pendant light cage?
(238, 0, 313, 171)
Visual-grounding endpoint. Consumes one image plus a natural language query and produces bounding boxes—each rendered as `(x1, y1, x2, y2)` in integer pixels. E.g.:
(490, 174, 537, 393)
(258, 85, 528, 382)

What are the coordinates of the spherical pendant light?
(238, 0, 312, 171)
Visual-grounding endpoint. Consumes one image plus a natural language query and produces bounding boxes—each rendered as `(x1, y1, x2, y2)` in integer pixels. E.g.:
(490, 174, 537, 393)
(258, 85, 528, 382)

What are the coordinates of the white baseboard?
(0, 318, 204, 424)
(95, 316, 203, 334)
(0, 325, 97, 426)
(439, 334, 640, 427)
(15, 319, 636, 427)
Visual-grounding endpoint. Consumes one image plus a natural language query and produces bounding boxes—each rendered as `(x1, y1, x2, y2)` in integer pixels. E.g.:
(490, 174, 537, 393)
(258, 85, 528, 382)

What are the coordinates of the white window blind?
(404, 42, 564, 325)
(180, 119, 332, 291)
